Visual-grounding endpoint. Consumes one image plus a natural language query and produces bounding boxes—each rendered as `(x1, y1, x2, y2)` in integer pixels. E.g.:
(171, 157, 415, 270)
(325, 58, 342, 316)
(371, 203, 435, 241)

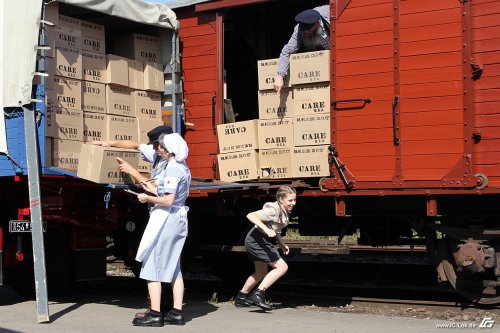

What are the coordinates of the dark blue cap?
(147, 125, 173, 144)
(295, 9, 321, 28)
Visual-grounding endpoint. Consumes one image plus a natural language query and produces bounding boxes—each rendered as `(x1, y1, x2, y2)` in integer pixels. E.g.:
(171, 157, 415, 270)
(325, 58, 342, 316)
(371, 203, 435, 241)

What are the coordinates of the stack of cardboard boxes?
(216, 51, 331, 182)
(289, 50, 331, 178)
(43, 3, 166, 183)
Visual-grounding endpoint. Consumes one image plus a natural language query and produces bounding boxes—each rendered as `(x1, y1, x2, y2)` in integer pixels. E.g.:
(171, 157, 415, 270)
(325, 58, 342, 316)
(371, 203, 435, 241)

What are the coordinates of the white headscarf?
(162, 133, 189, 162)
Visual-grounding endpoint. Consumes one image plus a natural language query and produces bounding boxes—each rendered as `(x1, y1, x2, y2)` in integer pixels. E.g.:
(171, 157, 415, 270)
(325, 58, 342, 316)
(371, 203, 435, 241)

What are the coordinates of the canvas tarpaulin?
(0, 0, 178, 154)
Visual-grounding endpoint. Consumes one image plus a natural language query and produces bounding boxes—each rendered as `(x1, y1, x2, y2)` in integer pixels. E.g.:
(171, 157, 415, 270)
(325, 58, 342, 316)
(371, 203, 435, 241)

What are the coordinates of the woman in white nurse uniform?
(118, 133, 191, 327)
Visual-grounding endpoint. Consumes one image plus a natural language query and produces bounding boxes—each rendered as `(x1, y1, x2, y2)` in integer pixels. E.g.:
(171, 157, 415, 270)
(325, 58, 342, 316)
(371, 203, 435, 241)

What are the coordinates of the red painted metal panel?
(337, 114, 393, 130)
(401, 109, 462, 127)
(337, 128, 393, 143)
(179, 13, 218, 179)
(399, 52, 461, 70)
(337, 44, 393, 63)
(475, 114, 500, 127)
(401, 95, 462, 112)
(400, 66, 462, 85)
(474, 76, 500, 90)
(472, 13, 500, 29)
(400, 22, 461, 42)
(475, 101, 500, 115)
(399, 8, 461, 29)
(476, 126, 500, 140)
(474, 140, 500, 153)
(400, 81, 463, 99)
(339, 142, 395, 157)
(183, 67, 217, 82)
(337, 30, 393, 49)
(336, 85, 395, 102)
(474, 88, 500, 103)
(337, 17, 392, 36)
(337, 72, 393, 89)
(337, 58, 393, 76)
(402, 154, 461, 169)
(402, 124, 463, 141)
(473, 2, 500, 16)
(340, 3, 393, 23)
(399, 0, 458, 15)
(399, 37, 462, 57)
(475, 152, 500, 165)
(475, 51, 500, 65)
(182, 54, 217, 70)
(183, 44, 216, 58)
(473, 26, 500, 41)
(473, 37, 500, 53)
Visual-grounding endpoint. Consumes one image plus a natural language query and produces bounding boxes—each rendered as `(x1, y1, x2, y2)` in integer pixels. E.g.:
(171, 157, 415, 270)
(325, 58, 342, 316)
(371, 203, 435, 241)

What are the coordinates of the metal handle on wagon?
(392, 95, 400, 146)
(331, 98, 372, 110)
(212, 95, 217, 135)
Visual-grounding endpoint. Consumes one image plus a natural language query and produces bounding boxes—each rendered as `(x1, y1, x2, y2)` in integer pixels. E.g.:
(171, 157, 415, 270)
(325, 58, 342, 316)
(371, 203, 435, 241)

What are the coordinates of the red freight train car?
(173, 0, 500, 304)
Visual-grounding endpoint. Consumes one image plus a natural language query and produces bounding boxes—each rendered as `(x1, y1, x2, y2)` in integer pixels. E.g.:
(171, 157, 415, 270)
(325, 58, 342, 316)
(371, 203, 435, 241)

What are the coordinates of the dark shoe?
(234, 291, 252, 307)
(247, 289, 272, 310)
(132, 310, 164, 327)
(164, 309, 185, 325)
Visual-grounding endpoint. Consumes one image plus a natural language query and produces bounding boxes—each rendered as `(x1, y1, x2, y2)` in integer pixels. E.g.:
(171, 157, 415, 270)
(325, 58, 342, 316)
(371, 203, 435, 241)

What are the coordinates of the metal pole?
(171, 31, 178, 133)
(23, 104, 49, 323)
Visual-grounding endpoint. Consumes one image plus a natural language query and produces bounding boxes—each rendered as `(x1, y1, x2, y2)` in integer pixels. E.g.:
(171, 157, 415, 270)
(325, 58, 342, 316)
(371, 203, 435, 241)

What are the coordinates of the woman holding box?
(93, 131, 191, 327)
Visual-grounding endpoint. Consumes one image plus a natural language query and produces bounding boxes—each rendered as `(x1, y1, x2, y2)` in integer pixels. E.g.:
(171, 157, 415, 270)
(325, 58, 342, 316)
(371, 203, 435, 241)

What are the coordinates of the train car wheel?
(437, 237, 500, 305)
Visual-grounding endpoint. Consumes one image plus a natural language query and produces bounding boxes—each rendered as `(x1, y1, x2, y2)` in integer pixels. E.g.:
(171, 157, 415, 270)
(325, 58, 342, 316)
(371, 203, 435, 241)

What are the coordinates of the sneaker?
(234, 291, 252, 307)
(247, 289, 272, 310)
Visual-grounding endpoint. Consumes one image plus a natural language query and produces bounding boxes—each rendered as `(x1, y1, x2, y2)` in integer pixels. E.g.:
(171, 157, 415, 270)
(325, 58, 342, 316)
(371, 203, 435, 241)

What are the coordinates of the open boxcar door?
(331, 0, 478, 190)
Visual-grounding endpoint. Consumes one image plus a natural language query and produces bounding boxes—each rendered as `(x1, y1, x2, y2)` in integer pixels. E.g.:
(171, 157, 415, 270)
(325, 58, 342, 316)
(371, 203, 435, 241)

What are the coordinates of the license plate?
(9, 220, 47, 233)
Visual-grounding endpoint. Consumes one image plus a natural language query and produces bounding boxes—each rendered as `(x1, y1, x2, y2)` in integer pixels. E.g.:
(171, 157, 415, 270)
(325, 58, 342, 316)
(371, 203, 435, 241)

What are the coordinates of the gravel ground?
(106, 259, 500, 324)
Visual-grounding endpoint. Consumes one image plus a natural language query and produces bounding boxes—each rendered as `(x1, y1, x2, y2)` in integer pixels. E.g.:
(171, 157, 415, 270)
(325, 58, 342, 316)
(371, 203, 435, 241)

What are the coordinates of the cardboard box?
(83, 112, 109, 142)
(52, 139, 83, 170)
(143, 62, 163, 92)
(45, 137, 53, 167)
(290, 50, 330, 85)
(46, 76, 81, 110)
(258, 88, 293, 119)
(49, 45, 82, 79)
(162, 108, 172, 127)
(293, 83, 330, 115)
(257, 58, 289, 90)
(292, 145, 330, 178)
(45, 14, 81, 58)
(106, 115, 139, 141)
(129, 60, 145, 90)
(106, 85, 135, 117)
(134, 91, 162, 121)
(82, 81, 106, 114)
(45, 106, 83, 141)
(82, 51, 107, 83)
(217, 150, 259, 182)
(294, 114, 330, 146)
(57, 15, 81, 35)
(138, 118, 164, 144)
(106, 54, 129, 87)
(113, 33, 161, 63)
(138, 159, 152, 174)
(81, 19, 105, 54)
(259, 148, 292, 179)
(77, 144, 140, 184)
(217, 120, 259, 154)
(258, 118, 293, 149)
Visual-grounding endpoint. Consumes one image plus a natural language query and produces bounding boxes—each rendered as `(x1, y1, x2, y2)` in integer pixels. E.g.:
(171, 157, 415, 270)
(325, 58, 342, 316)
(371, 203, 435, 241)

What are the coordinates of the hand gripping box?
(77, 144, 140, 184)
(217, 120, 259, 154)
(257, 58, 289, 90)
(217, 150, 259, 182)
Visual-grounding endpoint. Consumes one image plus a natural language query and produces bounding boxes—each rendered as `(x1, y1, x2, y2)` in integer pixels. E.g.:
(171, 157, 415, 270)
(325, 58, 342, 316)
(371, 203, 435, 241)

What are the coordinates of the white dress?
(136, 145, 191, 282)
